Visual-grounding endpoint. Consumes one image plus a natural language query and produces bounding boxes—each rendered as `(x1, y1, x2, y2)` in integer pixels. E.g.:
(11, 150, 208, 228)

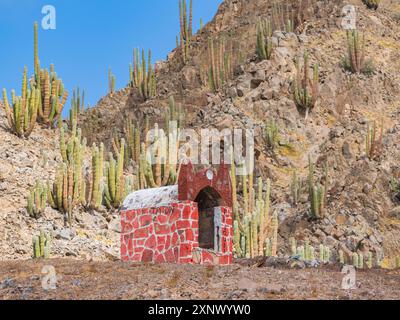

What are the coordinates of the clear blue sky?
(0, 0, 222, 117)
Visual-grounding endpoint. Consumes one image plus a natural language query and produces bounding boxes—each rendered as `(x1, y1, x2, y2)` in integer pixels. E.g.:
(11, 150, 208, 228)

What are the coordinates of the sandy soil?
(0, 259, 399, 300)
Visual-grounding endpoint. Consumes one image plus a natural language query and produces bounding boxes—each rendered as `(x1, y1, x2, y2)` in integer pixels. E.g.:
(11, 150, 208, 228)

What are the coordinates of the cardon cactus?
(104, 139, 134, 209)
(32, 22, 69, 128)
(293, 51, 319, 118)
(108, 68, 116, 95)
(178, 0, 193, 63)
(256, 18, 273, 60)
(1, 68, 40, 138)
(308, 157, 328, 219)
(131, 48, 157, 100)
(343, 30, 373, 75)
(32, 230, 51, 259)
(27, 180, 48, 218)
(365, 120, 383, 161)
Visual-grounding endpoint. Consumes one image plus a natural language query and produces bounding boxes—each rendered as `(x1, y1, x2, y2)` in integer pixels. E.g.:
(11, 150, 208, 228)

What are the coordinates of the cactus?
(365, 120, 383, 161)
(69, 87, 85, 128)
(297, 246, 305, 260)
(271, 1, 295, 32)
(104, 139, 134, 209)
(31, 22, 69, 128)
(131, 48, 157, 100)
(264, 119, 279, 150)
(366, 252, 373, 269)
(32, 230, 51, 259)
(293, 51, 319, 118)
(207, 37, 236, 92)
(108, 68, 116, 95)
(396, 256, 400, 269)
(339, 250, 345, 264)
(362, 0, 379, 11)
(27, 180, 48, 218)
(359, 253, 364, 269)
(308, 157, 327, 219)
(353, 253, 359, 268)
(88, 143, 104, 210)
(343, 30, 373, 75)
(178, 0, 193, 63)
(256, 18, 273, 60)
(1, 69, 40, 138)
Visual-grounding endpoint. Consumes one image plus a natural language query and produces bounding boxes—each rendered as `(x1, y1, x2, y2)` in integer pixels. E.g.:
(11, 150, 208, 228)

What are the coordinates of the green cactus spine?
(256, 18, 273, 60)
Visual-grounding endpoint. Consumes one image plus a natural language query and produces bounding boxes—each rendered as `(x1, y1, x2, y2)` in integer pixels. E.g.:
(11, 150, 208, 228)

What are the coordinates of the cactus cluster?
(141, 123, 181, 189)
(1, 68, 40, 138)
(362, 0, 380, 10)
(130, 49, 156, 100)
(264, 119, 279, 150)
(365, 120, 383, 161)
(319, 244, 331, 263)
(178, 0, 193, 63)
(256, 18, 273, 61)
(33, 230, 51, 259)
(308, 157, 328, 219)
(206, 37, 237, 92)
(49, 126, 87, 225)
(104, 139, 134, 209)
(293, 51, 319, 118)
(271, 1, 295, 33)
(69, 87, 85, 128)
(232, 169, 276, 259)
(343, 30, 374, 75)
(33, 23, 68, 128)
(27, 180, 48, 218)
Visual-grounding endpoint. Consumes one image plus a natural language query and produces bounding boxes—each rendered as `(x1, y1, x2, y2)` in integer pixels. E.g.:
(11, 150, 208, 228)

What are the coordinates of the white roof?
(121, 185, 179, 210)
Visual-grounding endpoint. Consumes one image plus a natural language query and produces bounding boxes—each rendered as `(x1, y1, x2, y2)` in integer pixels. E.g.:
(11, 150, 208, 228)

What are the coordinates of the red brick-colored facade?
(120, 163, 233, 265)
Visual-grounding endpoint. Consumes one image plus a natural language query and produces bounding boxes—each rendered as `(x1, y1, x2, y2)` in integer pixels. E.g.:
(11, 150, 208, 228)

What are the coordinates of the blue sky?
(0, 0, 222, 117)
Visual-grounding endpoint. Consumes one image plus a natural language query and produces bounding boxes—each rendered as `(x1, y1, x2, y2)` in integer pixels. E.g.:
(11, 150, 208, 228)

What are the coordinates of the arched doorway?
(195, 186, 223, 251)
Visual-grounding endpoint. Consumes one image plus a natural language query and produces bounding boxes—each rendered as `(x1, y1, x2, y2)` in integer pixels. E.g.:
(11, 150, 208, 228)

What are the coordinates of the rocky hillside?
(79, 0, 400, 263)
(1, 0, 400, 266)
(0, 112, 120, 261)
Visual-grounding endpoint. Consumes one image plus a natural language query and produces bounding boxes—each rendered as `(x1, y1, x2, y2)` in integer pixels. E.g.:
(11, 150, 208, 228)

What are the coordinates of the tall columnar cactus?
(256, 18, 273, 60)
(352, 253, 359, 268)
(108, 68, 116, 95)
(88, 143, 104, 210)
(344, 30, 367, 74)
(69, 87, 85, 128)
(271, 1, 295, 32)
(104, 139, 134, 209)
(142, 123, 180, 188)
(365, 120, 383, 161)
(178, 0, 193, 63)
(264, 119, 279, 150)
(1, 68, 40, 138)
(27, 180, 48, 218)
(339, 250, 345, 264)
(206, 36, 236, 92)
(293, 51, 319, 118)
(32, 230, 51, 259)
(131, 48, 157, 100)
(308, 157, 328, 219)
(32, 22, 69, 128)
(362, 0, 379, 11)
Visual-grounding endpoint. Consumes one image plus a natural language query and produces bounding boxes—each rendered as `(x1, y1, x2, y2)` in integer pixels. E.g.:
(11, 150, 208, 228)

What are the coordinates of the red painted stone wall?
(120, 201, 233, 265)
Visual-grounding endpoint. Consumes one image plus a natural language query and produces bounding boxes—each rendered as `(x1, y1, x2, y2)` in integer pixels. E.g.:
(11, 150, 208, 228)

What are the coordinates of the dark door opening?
(195, 187, 222, 250)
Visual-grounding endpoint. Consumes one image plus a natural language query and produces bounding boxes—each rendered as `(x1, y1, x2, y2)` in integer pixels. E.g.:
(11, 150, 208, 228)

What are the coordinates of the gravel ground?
(0, 259, 399, 300)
